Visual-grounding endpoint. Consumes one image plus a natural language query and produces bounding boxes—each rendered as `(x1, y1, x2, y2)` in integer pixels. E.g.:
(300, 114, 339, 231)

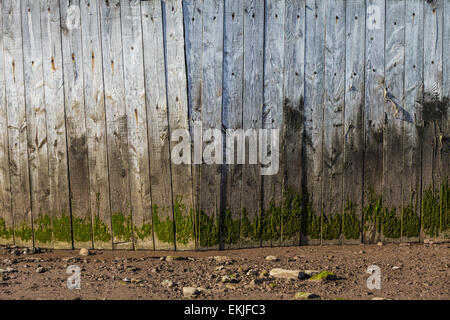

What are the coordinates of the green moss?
(303, 200, 321, 239)
(112, 212, 132, 242)
(0, 218, 13, 240)
(152, 205, 174, 244)
(34, 215, 52, 244)
(14, 222, 33, 242)
(93, 216, 112, 242)
(382, 208, 401, 239)
(363, 190, 383, 234)
(402, 195, 420, 238)
(72, 216, 92, 243)
(197, 209, 219, 247)
(309, 271, 336, 281)
(134, 223, 152, 241)
(173, 198, 195, 245)
(261, 200, 281, 242)
(281, 189, 302, 241)
(342, 201, 360, 240)
(222, 209, 240, 245)
(241, 208, 261, 242)
(52, 214, 72, 243)
(322, 213, 341, 240)
(440, 179, 449, 233)
(422, 186, 440, 237)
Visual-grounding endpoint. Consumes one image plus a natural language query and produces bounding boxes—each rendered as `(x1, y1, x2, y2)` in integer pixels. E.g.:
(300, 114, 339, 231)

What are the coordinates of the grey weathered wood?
(281, 0, 305, 246)
(0, 3, 13, 246)
(343, 0, 365, 244)
(183, 0, 203, 250)
(2, 0, 33, 247)
(164, 0, 195, 250)
(322, 0, 345, 244)
(443, 0, 450, 237)
(21, 0, 51, 248)
(99, 0, 132, 249)
(304, 0, 325, 245)
(40, 0, 72, 249)
(60, 0, 92, 249)
(403, 0, 423, 243)
(423, 0, 444, 239)
(80, 0, 112, 249)
(363, 0, 385, 244)
(241, 0, 264, 247)
(120, 0, 153, 250)
(382, 0, 404, 243)
(262, 0, 285, 247)
(222, 0, 244, 249)
(141, 0, 173, 250)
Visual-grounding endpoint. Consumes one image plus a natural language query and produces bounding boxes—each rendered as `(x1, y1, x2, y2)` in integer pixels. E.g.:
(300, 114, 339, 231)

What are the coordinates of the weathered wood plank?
(382, 0, 404, 243)
(303, 0, 325, 245)
(422, 0, 444, 239)
(343, 0, 365, 244)
(80, 0, 112, 249)
(21, 0, 52, 248)
(0, 3, 13, 246)
(60, 0, 92, 249)
(363, 0, 385, 244)
(443, 0, 450, 237)
(281, 0, 305, 247)
(241, 0, 264, 248)
(99, 0, 133, 249)
(322, 0, 345, 244)
(222, 0, 244, 249)
(141, 0, 173, 250)
(403, 0, 423, 243)
(262, 0, 285, 247)
(164, 0, 195, 250)
(120, 0, 153, 250)
(2, 0, 33, 247)
(40, 0, 72, 249)
(183, 0, 203, 250)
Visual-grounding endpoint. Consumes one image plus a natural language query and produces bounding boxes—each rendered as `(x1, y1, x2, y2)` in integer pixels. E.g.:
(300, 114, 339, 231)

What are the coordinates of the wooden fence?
(0, 0, 448, 250)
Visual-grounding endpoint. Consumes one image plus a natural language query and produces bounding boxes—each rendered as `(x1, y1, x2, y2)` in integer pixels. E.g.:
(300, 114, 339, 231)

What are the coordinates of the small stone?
(377, 242, 384, 246)
(10, 249, 20, 256)
(35, 267, 46, 273)
(122, 278, 131, 283)
(304, 270, 320, 277)
(161, 279, 176, 288)
(392, 266, 401, 270)
(265, 256, 278, 262)
(372, 297, 388, 300)
(246, 269, 259, 276)
(79, 248, 90, 257)
(221, 275, 239, 283)
(213, 256, 235, 264)
(166, 256, 185, 262)
(249, 278, 266, 286)
(215, 266, 225, 271)
(259, 270, 270, 278)
(131, 278, 143, 284)
(183, 287, 200, 297)
(295, 292, 320, 300)
(126, 266, 140, 272)
(269, 268, 304, 280)
(359, 250, 366, 254)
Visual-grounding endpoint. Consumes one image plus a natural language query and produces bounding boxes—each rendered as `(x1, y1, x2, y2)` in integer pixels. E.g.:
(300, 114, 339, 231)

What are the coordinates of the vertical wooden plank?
(60, 0, 92, 249)
(21, 0, 52, 248)
(40, 0, 72, 249)
(164, 0, 195, 250)
(322, 0, 345, 244)
(280, 0, 305, 247)
(120, 0, 153, 250)
(262, 0, 284, 247)
(422, 0, 444, 239)
(403, 0, 423, 243)
(241, 0, 264, 247)
(99, 0, 132, 249)
(343, 0, 365, 244)
(0, 3, 13, 246)
(303, 0, 325, 245)
(222, 0, 244, 249)
(183, 0, 203, 250)
(363, 0, 385, 244)
(382, 0, 404, 243)
(197, 0, 223, 250)
(80, 0, 112, 249)
(142, 0, 173, 250)
(2, 0, 33, 247)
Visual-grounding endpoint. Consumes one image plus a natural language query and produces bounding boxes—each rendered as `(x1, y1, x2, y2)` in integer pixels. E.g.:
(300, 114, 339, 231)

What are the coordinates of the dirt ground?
(0, 242, 448, 300)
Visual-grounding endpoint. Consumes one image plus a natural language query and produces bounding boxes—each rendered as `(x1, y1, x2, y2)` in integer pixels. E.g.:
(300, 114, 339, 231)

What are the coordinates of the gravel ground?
(0, 243, 448, 300)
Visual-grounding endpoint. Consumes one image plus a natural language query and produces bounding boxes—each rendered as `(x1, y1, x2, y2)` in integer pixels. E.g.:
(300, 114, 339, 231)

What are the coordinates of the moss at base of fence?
(322, 213, 342, 240)
(134, 223, 152, 241)
(174, 199, 195, 245)
(0, 218, 13, 240)
(52, 215, 72, 243)
(14, 223, 33, 242)
(402, 202, 420, 238)
(363, 191, 383, 235)
(240, 208, 261, 242)
(303, 202, 321, 240)
(93, 217, 112, 242)
(440, 180, 449, 233)
(112, 213, 132, 242)
(422, 187, 441, 237)
(197, 209, 220, 247)
(72, 217, 93, 243)
(281, 190, 302, 241)
(382, 208, 401, 239)
(222, 210, 240, 245)
(34, 215, 52, 243)
(261, 201, 281, 242)
(343, 201, 360, 240)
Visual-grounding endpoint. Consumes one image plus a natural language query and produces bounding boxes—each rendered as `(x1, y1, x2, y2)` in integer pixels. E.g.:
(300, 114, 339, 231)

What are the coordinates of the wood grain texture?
(120, 0, 153, 250)
(281, 0, 305, 246)
(99, 0, 132, 249)
(403, 0, 423, 243)
(383, 0, 404, 243)
(141, 0, 173, 250)
(343, 0, 365, 244)
(322, 0, 345, 244)
(80, 0, 112, 249)
(363, 0, 385, 244)
(241, 0, 264, 248)
(60, 0, 92, 249)
(2, 0, 33, 247)
(0, 3, 13, 246)
(40, 0, 72, 249)
(164, 0, 195, 250)
(304, 0, 325, 245)
(21, 0, 51, 248)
